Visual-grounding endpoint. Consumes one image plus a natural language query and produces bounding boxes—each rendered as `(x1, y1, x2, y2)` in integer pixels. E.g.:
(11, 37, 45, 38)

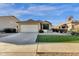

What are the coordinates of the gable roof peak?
(27, 19, 34, 21)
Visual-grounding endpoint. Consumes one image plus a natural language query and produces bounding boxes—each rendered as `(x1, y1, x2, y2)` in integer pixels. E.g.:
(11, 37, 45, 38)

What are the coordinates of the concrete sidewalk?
(0, 43, 79, 56)
(37, 43, 79, 56)
(0, 43, 37, 56)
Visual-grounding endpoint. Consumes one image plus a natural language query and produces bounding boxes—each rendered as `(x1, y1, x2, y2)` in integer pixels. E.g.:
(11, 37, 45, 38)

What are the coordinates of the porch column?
(42, 24, 43, 30)
(40, 23, 43, 30)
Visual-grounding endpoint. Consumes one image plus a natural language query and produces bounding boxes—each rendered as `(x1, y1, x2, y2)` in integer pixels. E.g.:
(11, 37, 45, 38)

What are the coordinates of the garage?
(20, 25, 39, 32)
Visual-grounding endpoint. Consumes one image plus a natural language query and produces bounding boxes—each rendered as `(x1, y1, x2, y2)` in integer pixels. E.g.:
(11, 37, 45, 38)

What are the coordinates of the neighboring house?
(52, 24, 68, 33)
(58, 16, 79, 32)
(17, 19, 52, 32)
(66, 16, 79, 32)
(0, 16, 19, 32)
(52, 26, 59, 29)
(59, 24, 68, 29)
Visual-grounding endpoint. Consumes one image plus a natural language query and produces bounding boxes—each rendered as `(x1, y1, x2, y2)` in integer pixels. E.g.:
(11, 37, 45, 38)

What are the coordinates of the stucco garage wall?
(0, 16, 18, 31)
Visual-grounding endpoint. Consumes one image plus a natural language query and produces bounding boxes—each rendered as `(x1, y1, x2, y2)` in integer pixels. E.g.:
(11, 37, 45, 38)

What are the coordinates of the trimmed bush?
(4, 28, 16, 33)
(60, 29, 64, 33)
(39, 30, 44, 33)
(71, 32, 75, 35)
(71, 32, 79, 35)
(52, 28, 59, 32)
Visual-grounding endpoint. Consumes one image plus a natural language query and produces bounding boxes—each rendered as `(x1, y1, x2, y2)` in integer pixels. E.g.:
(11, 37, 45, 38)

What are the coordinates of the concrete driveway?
(0, 33, 38, 45)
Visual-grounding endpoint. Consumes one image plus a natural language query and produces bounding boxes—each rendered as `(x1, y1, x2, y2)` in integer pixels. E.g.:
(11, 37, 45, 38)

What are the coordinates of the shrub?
(71, 32, 79, 35)
(56, 29, 59, 32)
(39, 30, 44, 33)
(52, 28, 55, 32)
(60, 29, 64, 33)
(4, 28, 16, 33)
(12, 29, 16, 33)
(71, 32, 75, 35)
(52, 28, 59, 32)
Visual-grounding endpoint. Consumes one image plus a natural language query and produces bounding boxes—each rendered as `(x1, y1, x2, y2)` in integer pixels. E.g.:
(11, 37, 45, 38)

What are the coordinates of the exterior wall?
(66, 17, 79, 32)
(0, 16, 18, 31)
(67, 23, 73, 31)
(73, 23, 79, 32)
(67, 21, 79, 32)
(49, 25, 52, 29)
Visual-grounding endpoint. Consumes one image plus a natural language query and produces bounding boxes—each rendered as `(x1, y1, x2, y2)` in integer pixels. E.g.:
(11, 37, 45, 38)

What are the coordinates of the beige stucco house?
(17, 19, 52, 32)
(0, 16, 19, 32)
(57, 16, 79, 32)
(66, 16, 79, 32)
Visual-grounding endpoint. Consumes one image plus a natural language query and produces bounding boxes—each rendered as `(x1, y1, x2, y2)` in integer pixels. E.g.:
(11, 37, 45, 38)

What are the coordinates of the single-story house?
(17, 19, 52, 32)
(0, 16, 19, 32)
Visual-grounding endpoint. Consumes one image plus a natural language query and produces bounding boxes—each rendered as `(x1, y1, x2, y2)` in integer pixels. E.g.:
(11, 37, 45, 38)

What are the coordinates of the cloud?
(0, 4, 70, 17)
(0, 4, 50, 17)
(0, 4, 26, 16)
(73, 7, 79, 12)
(27, 5, 57, 11)
(11, 10, 46, 17)
(9, 4, 75, 17)
(0, 3, 79, 20)
(0, 4, 10, 8)
(0, 3, 15, 8)
(10, 5, 56, 17)
(0, 3, 16, 16)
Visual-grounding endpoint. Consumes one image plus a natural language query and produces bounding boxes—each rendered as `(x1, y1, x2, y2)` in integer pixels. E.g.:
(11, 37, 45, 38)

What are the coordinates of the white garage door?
(20, 25, 39, 32)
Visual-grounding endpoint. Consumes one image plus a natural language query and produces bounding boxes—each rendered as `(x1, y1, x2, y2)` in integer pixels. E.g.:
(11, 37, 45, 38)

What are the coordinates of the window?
(43, 24, 49, 29)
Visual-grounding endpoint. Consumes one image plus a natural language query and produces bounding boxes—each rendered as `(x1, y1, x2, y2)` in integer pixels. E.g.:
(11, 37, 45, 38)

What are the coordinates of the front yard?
(36, 35, 79, 42)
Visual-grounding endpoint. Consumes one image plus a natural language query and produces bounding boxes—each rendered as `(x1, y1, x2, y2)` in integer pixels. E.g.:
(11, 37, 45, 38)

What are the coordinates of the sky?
(0, 3, 79, 26)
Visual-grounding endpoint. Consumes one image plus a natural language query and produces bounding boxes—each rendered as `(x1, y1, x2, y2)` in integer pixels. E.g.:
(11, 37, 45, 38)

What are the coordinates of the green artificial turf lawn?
(36, 35, 79, 42)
